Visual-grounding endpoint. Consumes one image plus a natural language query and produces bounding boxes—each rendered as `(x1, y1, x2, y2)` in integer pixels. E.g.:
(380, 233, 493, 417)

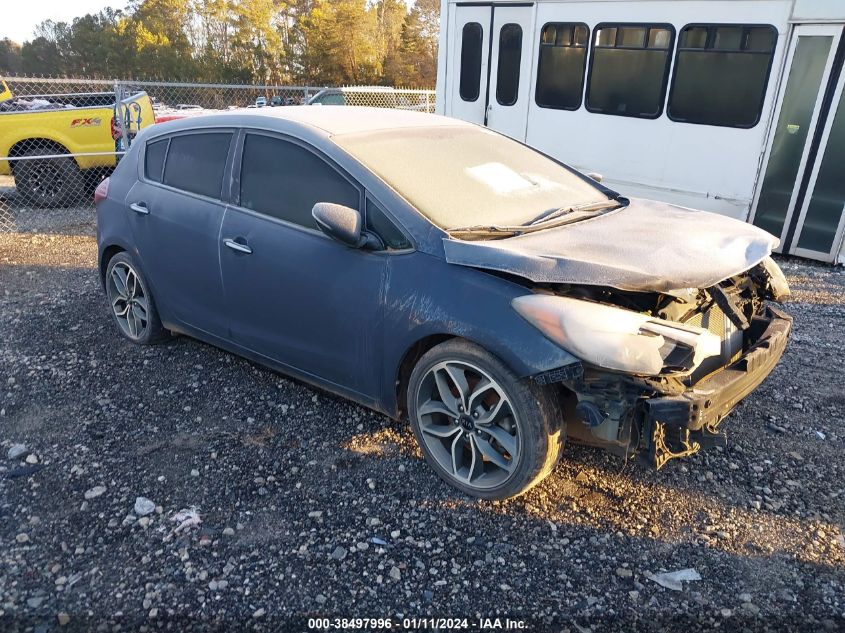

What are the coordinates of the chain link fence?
(0, 75, 435, 235)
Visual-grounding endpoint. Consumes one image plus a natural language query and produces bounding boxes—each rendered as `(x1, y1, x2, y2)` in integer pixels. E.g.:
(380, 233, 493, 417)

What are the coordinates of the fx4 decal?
(70, 117, 102, 127)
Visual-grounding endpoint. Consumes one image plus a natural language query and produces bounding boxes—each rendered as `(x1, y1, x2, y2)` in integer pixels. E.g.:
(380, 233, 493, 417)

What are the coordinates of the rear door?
(447, 4, 535, 140)
(126, 130, 234, 337)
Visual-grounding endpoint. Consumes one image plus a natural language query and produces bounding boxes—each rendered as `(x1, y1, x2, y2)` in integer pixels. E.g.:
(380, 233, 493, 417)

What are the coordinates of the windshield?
(332, 125, 609, 229)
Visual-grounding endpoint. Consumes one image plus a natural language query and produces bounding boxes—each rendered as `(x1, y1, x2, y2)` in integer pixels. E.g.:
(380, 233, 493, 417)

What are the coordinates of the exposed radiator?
(685, 303, 744, 381)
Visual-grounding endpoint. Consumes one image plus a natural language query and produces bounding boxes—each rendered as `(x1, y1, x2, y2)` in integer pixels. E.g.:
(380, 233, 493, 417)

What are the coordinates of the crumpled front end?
(522, 257, 792, 468)
(639, 303, 791, 468)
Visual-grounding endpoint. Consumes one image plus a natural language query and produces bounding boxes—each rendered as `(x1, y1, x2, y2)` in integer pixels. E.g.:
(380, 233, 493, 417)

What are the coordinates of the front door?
(448, 4, 534, 141)
(219, 131, 386, 398)
(751, 25, 845, 261)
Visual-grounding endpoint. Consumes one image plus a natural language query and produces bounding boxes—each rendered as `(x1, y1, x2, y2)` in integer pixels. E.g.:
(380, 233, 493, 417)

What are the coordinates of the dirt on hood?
(442, 198, 778, 293)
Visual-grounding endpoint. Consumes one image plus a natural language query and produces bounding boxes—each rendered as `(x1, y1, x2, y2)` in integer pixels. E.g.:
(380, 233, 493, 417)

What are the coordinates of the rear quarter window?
(162, 132, 233, 199)
(144, 138, 169, 182)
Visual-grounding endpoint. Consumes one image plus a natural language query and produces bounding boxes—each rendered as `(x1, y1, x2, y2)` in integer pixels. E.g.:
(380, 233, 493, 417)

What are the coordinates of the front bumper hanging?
(642, 305, 792, 468)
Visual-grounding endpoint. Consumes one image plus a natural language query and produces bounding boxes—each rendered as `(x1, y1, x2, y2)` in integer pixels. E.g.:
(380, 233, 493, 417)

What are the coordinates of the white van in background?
(435, 0, 845, 263)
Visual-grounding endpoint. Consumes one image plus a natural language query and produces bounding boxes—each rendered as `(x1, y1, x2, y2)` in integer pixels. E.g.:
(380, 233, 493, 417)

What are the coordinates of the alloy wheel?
(107, 261, 149, 340)
(415, 360, 521, 490)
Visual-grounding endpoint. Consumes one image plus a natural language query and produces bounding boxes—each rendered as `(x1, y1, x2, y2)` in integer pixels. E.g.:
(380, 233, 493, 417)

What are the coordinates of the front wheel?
(407, 339, 565, 500)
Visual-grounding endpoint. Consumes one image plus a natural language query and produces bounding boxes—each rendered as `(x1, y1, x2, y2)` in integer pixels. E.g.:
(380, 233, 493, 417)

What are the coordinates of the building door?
(751, 24, 845, 262)
(448, 4, 535, 140)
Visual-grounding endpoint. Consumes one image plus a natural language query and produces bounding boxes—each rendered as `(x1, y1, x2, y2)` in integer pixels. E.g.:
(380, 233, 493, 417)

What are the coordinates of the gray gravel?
(1, 225, 844, 632)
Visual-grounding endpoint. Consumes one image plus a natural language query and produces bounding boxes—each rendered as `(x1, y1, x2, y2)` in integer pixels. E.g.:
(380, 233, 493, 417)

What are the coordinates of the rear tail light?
(110, 116, 121, 140)
(94, 177, 110, 204)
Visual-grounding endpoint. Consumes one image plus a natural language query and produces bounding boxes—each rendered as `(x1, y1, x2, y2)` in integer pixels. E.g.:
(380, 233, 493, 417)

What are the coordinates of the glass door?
(750, 25, 842, 250)
(791, 62, 845, 260)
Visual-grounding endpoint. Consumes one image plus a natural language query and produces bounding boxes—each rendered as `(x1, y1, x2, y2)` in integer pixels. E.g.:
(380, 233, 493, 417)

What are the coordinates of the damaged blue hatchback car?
(96, 107, 792, 499)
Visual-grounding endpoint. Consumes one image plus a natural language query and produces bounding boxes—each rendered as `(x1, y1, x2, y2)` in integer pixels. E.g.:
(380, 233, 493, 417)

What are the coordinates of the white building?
(435, 0, 845, 263)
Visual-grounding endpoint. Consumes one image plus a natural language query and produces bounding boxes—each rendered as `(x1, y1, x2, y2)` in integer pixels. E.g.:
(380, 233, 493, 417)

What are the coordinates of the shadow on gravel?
(442, 465, 845, 568)
(0, 198, 96, 237)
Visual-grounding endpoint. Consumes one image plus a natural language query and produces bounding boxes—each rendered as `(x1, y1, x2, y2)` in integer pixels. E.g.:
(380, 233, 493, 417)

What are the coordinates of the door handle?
(223, 238, 252, 254)
(130, 202, 149, 215)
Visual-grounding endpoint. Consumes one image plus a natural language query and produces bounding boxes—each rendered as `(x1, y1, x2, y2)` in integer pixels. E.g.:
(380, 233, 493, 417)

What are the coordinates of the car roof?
(149, 106, 471, 138)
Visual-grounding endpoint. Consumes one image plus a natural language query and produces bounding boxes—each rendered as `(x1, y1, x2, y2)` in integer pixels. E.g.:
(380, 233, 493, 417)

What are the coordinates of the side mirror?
(312, 202, 383, 250)
(586, 172, 603, 183)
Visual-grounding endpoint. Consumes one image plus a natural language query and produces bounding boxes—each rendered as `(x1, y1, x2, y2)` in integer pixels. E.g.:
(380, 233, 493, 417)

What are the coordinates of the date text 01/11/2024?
(307, 617, 528, 630)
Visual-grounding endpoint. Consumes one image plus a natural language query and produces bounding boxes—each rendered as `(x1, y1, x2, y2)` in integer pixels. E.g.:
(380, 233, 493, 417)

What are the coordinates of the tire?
(407, 339, 565, 500)
(105, 252, 167, 345)
(12, 148, 83, 208)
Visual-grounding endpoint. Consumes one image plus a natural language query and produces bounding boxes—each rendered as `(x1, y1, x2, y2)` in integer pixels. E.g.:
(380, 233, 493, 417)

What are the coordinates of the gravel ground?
(1, 216, 844, 632)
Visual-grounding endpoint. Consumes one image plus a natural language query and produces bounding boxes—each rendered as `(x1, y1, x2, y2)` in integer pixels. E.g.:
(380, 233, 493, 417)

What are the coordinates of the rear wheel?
(12, 148, 83, 208)
(105, 252, 167, 345)
(407, 339, 565, 500)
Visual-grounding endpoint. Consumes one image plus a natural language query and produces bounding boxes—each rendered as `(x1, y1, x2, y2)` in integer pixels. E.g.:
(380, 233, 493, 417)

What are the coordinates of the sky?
(3, 0, 121, 44)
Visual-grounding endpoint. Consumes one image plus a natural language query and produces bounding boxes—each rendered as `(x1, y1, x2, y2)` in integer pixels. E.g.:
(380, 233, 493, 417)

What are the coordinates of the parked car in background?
(153, 108, 215, 124)
(255, 96, 267, 108)
(95, 107, 791, 499)
(307, 87, 434, 112)
(270, 96, 283, 107)
(306, 88, 348, 106)
(0, 79, 154, 206)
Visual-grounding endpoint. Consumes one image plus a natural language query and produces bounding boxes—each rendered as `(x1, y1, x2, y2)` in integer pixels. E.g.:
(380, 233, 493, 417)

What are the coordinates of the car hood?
(442, 198, 778, 293)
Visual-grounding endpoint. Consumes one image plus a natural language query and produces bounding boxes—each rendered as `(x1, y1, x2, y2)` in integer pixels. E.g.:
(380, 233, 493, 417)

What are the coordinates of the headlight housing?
(512, 295, 721, 376)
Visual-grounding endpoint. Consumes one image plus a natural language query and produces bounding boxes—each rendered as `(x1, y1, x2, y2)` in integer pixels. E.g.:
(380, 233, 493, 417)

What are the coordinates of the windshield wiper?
(527, 199, 621, 226)
(448, 199, 625, 239)
(446, 225, 524, 239)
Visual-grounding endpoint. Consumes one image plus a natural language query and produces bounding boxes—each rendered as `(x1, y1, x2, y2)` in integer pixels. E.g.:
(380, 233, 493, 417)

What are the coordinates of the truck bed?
(0, 92, 118, 112)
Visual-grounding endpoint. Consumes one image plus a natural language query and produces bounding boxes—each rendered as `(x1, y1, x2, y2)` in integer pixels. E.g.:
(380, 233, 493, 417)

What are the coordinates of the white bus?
(435, 0, 845, 263)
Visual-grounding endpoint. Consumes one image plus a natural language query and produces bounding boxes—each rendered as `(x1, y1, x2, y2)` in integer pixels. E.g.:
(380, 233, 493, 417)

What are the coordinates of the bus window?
(460, 23, 484, 102)
(496, 23, 524, 106)
(668, 24, 777, 128)
(535, 23, 589, 111)
(585, 23, 674, 119)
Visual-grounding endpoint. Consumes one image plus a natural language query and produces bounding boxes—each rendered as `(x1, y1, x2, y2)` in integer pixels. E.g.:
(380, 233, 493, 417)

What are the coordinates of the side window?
(496, 23, 523, 106)
(668, 24, 777, 128)
(144, 138, 168, 183)
(460, 22, 484, 102)
(366, 199, 411, 250)
(535, 23, 589, 110)
(239, 133, 359, 229)
(320, 93, 346, 105)
(586, 24, 675, 118)
(162, 132, 232, 199)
